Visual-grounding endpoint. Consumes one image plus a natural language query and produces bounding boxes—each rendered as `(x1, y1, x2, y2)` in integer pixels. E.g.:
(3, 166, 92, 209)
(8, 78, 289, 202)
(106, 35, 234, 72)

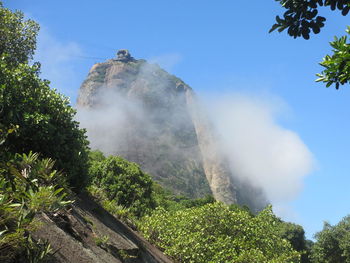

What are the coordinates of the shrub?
(139, 202, 301, 263)
(0, 152, 72, 262)
(88, 151, 155, 217)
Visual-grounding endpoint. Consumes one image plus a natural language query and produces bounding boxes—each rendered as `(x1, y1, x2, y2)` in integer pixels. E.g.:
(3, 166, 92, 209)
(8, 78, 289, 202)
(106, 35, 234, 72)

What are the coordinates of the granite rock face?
(32, 193, 172, 263)
(77, 50, 265, 209)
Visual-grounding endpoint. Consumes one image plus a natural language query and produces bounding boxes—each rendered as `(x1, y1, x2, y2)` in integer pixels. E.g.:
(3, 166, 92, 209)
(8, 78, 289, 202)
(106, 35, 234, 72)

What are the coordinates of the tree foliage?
(0, 2, 89, 189)
(316, 26, 350, 89)
(139, 202, 301, 263)
(270, 0, 349, 39)
(311, 216, 350, 263)
(151, 181, 215, 211)
(277, 221, 312, 263)
(271, 0, 350, 89)
(0, 152, 71, 262)
(0, 2, 39, 66)
(88, 151, 155, 217)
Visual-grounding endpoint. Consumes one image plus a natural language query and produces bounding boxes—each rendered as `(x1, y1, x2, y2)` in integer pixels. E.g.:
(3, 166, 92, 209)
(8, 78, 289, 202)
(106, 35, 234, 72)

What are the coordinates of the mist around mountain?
(76, 50, 314, 214)
(3, 2, 349, 262)
(76, 50, 263, 211)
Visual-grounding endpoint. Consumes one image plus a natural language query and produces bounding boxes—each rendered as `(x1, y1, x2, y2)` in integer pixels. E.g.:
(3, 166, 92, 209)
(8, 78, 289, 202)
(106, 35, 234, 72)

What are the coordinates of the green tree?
(277, 221, 312, 263)
(139, 202, 301, 263)
(271, 0, 350, 89)
(311, 216, 350, 263)
(0, 2, 89, 189)
(88, 152, 155, 216)
(0, 1, 39, 66)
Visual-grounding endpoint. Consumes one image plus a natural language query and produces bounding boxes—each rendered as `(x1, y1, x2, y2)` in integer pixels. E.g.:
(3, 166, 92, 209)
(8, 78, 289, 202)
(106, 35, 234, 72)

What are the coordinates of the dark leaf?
(302, 31, 310, 39)
(269, 24, 280, 33)
(316, 16, 326, 22)
(339, 61, 346, 71)
(276, 15, 283, 23)
(317, 0, 324, 6)
(342, 6, 350, 15)
(278, 25, 287, 32)
(302, 19, 310, 28)
(305, 11, 312, 19)
(331, 1, 336, 10)
(309, 1, 318, 8)
(337, 0, 344, 10)
(311, 9, 318, 18)
(288, 25, 295, 36)
(311, 24, 321, 34)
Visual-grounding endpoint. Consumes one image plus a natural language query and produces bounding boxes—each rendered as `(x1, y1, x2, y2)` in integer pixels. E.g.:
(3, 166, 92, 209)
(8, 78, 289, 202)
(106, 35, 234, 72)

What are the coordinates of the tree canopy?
(270, 0, 349, 39)
(88, 152, 155, 216)
(0, 2, 39, 66)
(0, 2, 89, 189)
(311, 216, 350, 263)
(139, 203, 301, 262)
(271, 0, 350, 89)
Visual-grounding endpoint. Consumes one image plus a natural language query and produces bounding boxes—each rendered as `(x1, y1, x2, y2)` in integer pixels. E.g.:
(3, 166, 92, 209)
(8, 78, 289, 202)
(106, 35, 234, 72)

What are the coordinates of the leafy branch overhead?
(316, 26, 350, 89)
(271, 0, 350, 89)
(270, 0, 349, 39)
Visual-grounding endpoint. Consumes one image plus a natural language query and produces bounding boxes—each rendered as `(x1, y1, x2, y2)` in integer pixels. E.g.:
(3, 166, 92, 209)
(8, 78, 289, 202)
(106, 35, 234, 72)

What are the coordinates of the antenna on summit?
(114, 49, 135, 62)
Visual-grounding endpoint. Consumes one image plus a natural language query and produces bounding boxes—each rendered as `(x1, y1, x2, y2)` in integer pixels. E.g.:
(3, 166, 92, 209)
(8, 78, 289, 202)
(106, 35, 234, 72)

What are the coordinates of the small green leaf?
(269, 24, 279, 33)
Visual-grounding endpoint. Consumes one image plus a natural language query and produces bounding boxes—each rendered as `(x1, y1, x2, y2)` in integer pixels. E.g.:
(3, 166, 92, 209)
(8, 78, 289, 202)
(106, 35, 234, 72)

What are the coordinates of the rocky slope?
(33, 193, 172, 263)
(77, 50, 266, 209)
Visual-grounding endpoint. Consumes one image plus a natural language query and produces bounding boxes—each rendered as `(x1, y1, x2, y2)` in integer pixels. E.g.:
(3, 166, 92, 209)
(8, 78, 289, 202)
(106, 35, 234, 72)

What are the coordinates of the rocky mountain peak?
(77, 52, 267, 211)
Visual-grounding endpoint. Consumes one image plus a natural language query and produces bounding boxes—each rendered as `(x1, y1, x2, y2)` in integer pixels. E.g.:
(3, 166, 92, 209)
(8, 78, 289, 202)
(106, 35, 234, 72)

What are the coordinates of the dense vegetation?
(139, 203, 301, 262)
(0, 2, 87, 260)
(0, 152, 72, 262)
(88, 151, 156, 217)
(311, 216, 350, 263)
(1, 1, 350, 262)
(87, 150, 216, 222)
(0, 2, 89, 190)
(86, 152, 310, 262)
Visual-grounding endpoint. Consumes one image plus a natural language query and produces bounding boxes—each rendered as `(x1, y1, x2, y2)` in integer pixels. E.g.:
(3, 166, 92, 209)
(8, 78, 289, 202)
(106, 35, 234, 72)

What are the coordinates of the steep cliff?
(184, 88, 237, 204)
(77, 50, 264, 208)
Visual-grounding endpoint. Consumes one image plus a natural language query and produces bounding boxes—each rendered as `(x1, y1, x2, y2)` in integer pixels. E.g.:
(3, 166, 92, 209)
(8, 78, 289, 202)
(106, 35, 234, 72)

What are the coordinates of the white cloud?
(34, 26, 83, 100)
(204, 93, 315, 214)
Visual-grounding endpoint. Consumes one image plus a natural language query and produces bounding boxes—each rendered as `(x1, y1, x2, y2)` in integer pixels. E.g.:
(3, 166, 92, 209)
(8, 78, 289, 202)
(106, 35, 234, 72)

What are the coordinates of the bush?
(0, 152, 72, 262)
(139, 202, 301, 263)
(152, 182, 215, 211)
(88, 151, 155, 217)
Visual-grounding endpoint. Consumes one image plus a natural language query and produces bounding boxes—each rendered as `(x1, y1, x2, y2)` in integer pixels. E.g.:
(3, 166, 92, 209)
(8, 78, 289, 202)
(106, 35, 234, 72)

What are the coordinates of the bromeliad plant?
(0, 152, 72, 262)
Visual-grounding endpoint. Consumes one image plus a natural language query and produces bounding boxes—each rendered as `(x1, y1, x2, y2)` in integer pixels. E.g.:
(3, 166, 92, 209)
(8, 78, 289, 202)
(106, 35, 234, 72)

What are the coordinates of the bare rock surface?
(33, 193, 172, 263)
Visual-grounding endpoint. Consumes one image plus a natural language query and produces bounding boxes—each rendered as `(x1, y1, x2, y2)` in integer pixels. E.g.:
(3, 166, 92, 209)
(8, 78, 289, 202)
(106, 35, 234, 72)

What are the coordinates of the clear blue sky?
(5, 0, 350, 239)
